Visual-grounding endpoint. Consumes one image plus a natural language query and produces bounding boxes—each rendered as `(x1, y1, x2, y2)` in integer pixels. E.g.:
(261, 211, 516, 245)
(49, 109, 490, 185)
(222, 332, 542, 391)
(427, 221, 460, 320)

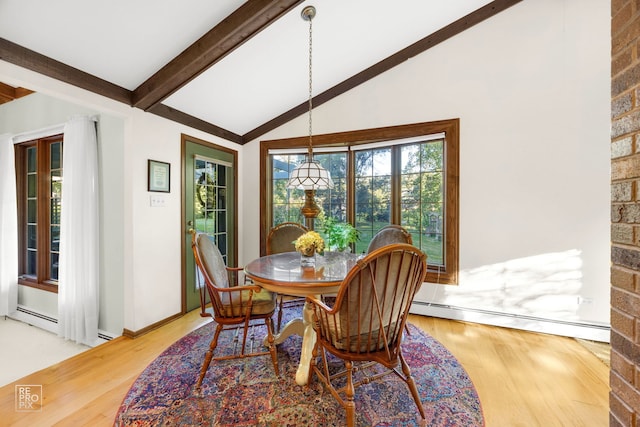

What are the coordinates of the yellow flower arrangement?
(294, 231, 325, 256)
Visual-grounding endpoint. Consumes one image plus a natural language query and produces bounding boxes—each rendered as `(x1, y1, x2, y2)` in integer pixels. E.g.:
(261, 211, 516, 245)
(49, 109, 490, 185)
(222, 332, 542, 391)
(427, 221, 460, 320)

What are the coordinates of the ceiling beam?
(242, 0, 523, 143)
(0, 81, 16, 103)
(14, 86, 34, 98)
(149, 104, 243, 144)
(0, 38, 132, 105)
(132, 0, 304, 111)
(0, 81, 34, 105)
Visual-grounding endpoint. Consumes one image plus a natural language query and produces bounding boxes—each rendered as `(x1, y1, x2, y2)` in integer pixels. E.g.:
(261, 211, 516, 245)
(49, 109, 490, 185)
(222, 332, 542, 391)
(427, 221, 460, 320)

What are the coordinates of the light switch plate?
(150, 194, 166, 207)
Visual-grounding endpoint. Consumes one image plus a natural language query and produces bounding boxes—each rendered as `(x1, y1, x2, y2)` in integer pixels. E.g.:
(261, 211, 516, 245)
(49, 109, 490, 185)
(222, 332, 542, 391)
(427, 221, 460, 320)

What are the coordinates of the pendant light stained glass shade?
(286, 158, 334, 190)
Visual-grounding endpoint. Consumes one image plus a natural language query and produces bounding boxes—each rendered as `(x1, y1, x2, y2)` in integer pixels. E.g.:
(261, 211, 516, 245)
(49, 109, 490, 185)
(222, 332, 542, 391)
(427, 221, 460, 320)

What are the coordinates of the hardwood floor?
(0, 311, 610, 427)
(409, 316, 610, 427)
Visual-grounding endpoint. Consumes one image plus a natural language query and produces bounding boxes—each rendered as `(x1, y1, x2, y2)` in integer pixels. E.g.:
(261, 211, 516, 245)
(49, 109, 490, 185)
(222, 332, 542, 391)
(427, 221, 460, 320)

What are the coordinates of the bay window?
(261, 119, 459, 284)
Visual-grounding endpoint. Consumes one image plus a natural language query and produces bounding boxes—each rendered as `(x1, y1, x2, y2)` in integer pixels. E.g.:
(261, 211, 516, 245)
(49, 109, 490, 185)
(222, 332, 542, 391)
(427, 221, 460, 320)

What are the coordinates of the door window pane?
(194, 158, 229, 261)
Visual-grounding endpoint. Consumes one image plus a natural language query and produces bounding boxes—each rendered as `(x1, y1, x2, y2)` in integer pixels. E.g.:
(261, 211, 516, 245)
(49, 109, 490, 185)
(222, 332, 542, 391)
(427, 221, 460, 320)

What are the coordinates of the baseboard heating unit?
(11, 305, 117, 346)
(410, 301, 610, 343)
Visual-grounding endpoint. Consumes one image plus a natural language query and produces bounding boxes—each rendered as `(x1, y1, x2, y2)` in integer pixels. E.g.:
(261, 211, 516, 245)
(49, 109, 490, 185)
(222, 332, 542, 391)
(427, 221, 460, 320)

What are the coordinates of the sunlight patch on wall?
(445, 249, 584, 320)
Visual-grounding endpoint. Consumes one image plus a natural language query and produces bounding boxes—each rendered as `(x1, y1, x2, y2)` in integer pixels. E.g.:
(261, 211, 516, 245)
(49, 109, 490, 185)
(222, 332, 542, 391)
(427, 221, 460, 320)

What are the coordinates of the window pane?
(314, 152, 346, 224)
(27, 249, 36, 276)
(51, 253, 59, 281)
(400, 141, 445, 266)
(27, 199, 37, 223)
(271, 153, 308, 226)
(371, 177, 391, 222)
(27, 224, 37, 250)
(372, 148, 391, 176)
(354, 148, 391, 248)
(216, 163, 226, 186)
(51, 170, 62, 198)
(205, 185, 214, 213)
(217, 187, 226, 210)
(51, 225, 60, 252)
(195, 159, 206, 175)
(401, 145, 420, 174)
(27, 147, 36, 172)
(28, 174, 37, 198)
(51, 198, 61, 225)
(216, 234, 227, 262)
(217, 211, 226, 232)
(421, 140, 443, 172)
(51, 142, 62, 170)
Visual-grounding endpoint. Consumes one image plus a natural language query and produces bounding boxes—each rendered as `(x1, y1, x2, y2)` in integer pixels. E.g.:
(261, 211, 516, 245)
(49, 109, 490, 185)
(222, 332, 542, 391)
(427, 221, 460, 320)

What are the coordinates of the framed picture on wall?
(148, 159, 170, 193)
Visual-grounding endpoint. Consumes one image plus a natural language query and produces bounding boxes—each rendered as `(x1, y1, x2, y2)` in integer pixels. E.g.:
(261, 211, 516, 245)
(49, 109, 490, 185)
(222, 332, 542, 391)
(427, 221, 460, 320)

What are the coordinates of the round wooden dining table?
(244, 251, 359, 385)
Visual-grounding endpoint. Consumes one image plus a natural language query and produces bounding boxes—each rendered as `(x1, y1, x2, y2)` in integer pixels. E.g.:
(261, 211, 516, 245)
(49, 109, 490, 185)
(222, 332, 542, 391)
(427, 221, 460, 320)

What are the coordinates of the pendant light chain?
(285, 5, 333, 195)
(307, 12, 314, 157)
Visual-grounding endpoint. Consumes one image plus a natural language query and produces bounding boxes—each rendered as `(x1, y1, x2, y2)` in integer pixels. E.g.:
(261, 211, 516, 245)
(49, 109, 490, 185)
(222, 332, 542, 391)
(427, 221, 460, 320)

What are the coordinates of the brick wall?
(611, 1, 640, 426)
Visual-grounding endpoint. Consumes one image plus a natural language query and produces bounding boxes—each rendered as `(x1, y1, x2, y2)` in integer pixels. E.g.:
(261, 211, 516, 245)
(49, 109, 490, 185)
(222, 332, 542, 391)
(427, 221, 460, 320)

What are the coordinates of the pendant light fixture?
(286, 5, 334, 227)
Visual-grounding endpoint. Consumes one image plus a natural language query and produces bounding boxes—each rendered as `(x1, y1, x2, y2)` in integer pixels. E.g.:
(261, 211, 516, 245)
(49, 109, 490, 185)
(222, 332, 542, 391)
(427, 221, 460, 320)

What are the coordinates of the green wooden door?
(183, 138, 236, 313)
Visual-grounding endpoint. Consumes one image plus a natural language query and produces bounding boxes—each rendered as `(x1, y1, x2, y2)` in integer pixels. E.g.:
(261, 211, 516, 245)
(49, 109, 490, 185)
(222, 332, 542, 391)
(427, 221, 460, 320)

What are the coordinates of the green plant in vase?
(322, 216, 360, 252)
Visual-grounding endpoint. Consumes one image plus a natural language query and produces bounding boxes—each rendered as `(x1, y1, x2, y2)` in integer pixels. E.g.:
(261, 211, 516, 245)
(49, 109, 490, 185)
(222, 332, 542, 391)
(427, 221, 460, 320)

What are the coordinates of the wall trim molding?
(122, 311, 183, 339)
(410, 301, 610, 343)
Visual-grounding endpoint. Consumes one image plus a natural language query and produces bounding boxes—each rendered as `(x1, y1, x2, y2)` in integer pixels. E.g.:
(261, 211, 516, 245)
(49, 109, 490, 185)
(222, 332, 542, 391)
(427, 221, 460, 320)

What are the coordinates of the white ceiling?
(0, 0, 495, 137)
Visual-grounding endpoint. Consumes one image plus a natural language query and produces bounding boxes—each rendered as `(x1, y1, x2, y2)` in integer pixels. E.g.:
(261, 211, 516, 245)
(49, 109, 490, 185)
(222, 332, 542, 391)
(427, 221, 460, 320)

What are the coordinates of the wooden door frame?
(180, 133, 239, 314)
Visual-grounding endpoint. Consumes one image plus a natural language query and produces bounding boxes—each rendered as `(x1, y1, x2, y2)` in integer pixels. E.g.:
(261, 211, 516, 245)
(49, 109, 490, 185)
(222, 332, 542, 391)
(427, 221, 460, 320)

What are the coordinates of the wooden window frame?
(260, 119, 459, 284)
(15, 134, 63, 293)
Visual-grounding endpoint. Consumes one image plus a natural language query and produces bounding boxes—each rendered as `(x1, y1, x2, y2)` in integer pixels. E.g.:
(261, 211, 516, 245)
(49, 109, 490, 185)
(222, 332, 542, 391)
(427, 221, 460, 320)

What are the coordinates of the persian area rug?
(115, 312, 483, 426)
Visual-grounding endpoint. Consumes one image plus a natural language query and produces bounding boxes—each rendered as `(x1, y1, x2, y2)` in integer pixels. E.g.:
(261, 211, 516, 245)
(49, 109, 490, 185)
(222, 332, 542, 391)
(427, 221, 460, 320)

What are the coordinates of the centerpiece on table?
(293, 230, 325, 267)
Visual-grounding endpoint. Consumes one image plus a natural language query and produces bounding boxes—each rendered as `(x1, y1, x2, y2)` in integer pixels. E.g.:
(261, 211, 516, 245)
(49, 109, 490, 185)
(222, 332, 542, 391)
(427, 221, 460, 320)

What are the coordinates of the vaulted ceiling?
(0, 0, 521, 144)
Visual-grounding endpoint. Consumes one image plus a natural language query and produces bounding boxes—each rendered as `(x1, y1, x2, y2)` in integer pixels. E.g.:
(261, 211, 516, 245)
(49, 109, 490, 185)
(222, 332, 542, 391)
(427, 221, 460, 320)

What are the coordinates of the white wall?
(242, 0, 611, 337)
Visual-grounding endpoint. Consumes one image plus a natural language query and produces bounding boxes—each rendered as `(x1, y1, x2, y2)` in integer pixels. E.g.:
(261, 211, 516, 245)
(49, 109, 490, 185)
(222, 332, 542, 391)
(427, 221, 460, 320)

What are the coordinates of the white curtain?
(0, 134, 18, 316)
(58, 116, 100, 345)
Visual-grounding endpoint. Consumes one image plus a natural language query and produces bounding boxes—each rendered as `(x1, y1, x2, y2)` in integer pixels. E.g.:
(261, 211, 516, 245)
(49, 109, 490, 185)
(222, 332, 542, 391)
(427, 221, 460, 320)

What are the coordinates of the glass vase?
(300, 248, 316, 268)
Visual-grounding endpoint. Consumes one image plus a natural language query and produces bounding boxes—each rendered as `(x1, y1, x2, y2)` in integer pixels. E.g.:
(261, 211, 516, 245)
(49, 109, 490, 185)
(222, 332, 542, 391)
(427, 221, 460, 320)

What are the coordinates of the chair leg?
(265, 318, 279, 376)
(399, 351, 426, 422)
(344, 360, 356, 427)
(196, 323, 223, 389)
(239, 318, 250, 355)
(277, 295, 284, 332)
